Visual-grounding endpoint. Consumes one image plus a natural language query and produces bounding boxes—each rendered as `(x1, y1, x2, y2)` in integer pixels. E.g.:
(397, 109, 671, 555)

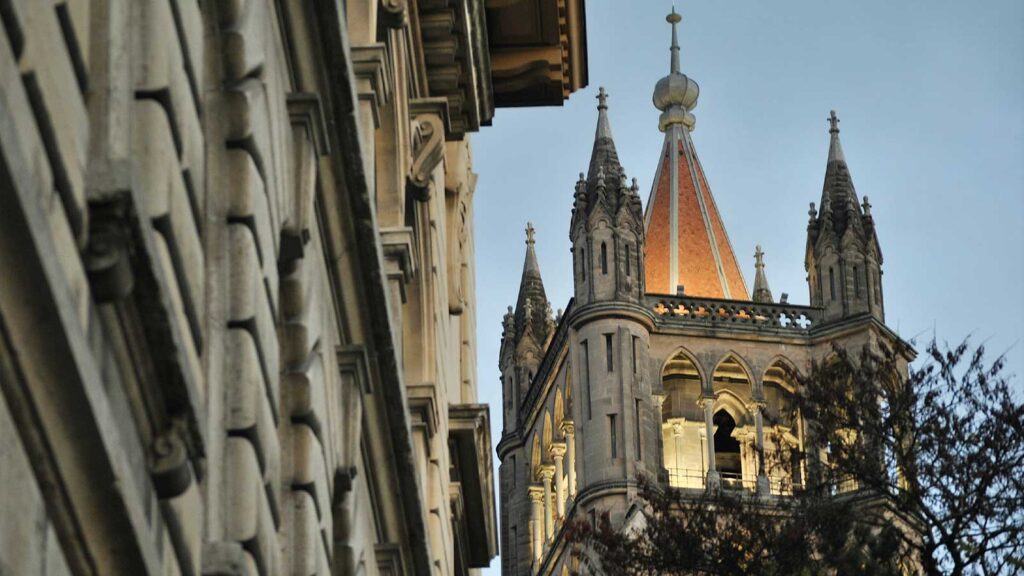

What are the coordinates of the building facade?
(496, 11, 908, 575)
(0, 1, 586, 575)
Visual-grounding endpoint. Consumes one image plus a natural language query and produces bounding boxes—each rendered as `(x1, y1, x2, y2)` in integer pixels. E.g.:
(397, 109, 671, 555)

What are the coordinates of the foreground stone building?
(496, 11, 909, 575)
(0, 1, 586, 575)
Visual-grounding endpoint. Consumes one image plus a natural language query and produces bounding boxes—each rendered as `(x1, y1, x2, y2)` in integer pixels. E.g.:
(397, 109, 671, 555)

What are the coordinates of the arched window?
(713, 410, 742, 484)
(625, 244, 632, 276)
(601, 242, 608, 274)
(828, 267, 835, 301)
(853, 265, 860, 297)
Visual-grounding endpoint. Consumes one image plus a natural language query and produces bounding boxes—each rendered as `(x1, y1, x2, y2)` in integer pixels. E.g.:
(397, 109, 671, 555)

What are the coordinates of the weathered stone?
(19, 0, 89, 241)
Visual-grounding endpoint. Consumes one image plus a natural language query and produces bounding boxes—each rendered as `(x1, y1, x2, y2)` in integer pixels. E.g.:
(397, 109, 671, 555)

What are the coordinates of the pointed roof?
(816, 110, 863, 236)
(643, 11, 748, 299)
(751, 245, 773, 303)
(587, 87, 623, 185)
(513, 223, 553, 348)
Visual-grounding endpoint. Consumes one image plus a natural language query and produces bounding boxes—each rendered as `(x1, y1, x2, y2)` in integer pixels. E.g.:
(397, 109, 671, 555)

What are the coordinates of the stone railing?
(647, 295, 822, 334)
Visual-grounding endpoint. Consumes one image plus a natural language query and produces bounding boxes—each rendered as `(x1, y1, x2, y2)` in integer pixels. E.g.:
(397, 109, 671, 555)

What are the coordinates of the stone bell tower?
(805, 111, 885, 322)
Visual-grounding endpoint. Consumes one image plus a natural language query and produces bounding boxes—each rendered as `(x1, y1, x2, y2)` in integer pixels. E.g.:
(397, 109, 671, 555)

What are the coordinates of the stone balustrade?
(648, 295, 822, 333)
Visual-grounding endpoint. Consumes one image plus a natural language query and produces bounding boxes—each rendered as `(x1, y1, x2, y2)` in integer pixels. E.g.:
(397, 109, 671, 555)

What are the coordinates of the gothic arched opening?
(713, 410, 742, 486)
(661, 350, 704, 488)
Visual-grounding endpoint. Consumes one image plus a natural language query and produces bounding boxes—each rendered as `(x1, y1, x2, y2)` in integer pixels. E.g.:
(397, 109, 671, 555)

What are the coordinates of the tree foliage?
(567, 339, 1023, 575)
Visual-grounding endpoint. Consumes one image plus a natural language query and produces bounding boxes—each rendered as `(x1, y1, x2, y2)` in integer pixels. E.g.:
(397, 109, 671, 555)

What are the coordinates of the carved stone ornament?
(149, 421, 193, 499)
(407, 113, 445, 201)
(380, 0, 408, 28)
(84, 195, 135, 302)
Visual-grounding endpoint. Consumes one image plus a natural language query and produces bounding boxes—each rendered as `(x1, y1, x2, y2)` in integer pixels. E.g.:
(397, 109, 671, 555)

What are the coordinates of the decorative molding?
(351, 44, 392, 128)
(287, 92, 331, 156)
(375, 543, 407, 576)
(407, 383, 439, 437)
(380, 226, 416, 299)
(337, 345, 373, 394)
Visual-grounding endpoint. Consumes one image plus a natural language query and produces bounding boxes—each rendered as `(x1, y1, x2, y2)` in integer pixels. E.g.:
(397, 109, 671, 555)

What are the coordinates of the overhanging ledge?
(449, 403, 498, 567)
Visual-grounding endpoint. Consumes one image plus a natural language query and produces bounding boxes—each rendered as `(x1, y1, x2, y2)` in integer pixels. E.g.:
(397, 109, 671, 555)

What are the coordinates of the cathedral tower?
(805, 112, 885, 322)
(496, 10, 908, 576)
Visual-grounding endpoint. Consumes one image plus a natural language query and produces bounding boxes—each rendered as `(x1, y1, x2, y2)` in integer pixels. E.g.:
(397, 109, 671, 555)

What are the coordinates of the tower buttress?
(805, 111, 884, 322)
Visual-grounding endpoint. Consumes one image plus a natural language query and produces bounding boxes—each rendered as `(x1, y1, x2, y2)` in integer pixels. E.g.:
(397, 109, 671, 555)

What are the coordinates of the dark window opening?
(609, 414, 618, 458)
(605, 333, 614, 372)
(601, 242, 608, 274)
(713, 410, 742, 479)
(631, 336, 638, 374)
(828, 267, 836, 301)
(853, 265, 860, 297)
(634, 400, 642, 460)
(580, 247, 586, 281)
(625, 244, 632, 276)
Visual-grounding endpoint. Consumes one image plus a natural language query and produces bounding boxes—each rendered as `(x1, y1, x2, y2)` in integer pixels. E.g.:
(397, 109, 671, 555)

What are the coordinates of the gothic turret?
(500, 223, 555, 429)
(751, 245, 773, 303)
(805, 111, 884, 322)
(570, 88, 646, 306)
(643, 10, 748, 299)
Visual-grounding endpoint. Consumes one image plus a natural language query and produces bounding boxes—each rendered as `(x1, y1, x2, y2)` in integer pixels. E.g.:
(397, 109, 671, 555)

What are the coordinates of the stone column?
(561, 421, 576, 499)
(700, 396, 720, 489)
(752, 400, 770, 495)
(670, 419, 684, 486)
(550, 443, 567, 518)
(528, 485, 544, 562)
(540, 466, 555, 540)
(654, 394, 668, 483)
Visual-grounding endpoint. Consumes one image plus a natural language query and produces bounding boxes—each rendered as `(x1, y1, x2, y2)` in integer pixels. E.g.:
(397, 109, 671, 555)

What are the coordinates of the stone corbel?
(379, 0, 408, 28)
(351, 44, 392, 129)
(282, 93, 330, 267)
(408, 383, 439, 438)
(407, 99, 450, 201)
(380, 226, 416, 302)
(337, 345, 373, 395)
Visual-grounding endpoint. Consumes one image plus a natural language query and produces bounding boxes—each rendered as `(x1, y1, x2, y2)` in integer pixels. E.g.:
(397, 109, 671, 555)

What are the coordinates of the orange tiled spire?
(643, 9, 748, 299)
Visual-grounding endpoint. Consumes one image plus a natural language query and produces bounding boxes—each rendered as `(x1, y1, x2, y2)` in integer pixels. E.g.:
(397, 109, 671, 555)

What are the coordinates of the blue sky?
(472, 2, 1023, 571)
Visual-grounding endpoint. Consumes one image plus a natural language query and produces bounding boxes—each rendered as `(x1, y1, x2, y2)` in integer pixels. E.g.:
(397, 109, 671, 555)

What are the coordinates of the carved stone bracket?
(337, 345, 373, 395)
(379, 0, 409, 29)
(407, 98, 450, 201)
(84, 192, 135, 302)
(287, 92, 331, 156)
(381, 226, 416, 302)
(282, 93, 329, 268)
(351, 44, 392, 129)
(149, 418, 193, 499)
